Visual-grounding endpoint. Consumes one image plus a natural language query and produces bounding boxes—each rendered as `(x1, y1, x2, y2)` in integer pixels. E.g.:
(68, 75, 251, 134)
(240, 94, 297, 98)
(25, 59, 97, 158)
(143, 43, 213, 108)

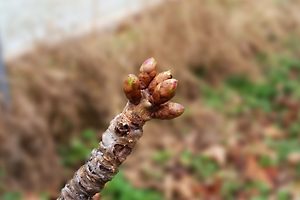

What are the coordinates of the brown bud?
(138, 58, 157, 89)
(152, 102, 185, 120)
(151, 79, 178, 105)
(123, 74, 142, 105)
(148, 70, 172, 94)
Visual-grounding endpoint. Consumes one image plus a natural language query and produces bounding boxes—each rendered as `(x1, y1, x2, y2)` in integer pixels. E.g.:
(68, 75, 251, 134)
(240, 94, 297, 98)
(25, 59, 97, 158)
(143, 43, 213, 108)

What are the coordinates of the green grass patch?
(277, 190, 291, 200)
(152, 150, 172, 165)
(180, 151, 219, 180)
(1, 192, 22, 200)
(200, 56, 300, 115)
(246, 180, 271, 200)
(101, 172, 162, 200)
(258, 155, 278, 168)
(58, 129, 98, 167)
(221, 180, 242, 200)
(288, 121, 300, 138)
(267, 139, 300, 162)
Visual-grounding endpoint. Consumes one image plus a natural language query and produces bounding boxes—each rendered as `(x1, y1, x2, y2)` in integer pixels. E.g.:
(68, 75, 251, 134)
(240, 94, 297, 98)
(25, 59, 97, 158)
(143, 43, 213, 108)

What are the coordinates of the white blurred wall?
(0, 0, 160, 59)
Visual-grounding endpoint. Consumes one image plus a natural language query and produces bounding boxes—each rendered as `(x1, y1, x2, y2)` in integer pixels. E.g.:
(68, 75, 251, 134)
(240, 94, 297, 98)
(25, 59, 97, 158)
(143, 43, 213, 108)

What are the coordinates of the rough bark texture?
(57, 58, 184, 200)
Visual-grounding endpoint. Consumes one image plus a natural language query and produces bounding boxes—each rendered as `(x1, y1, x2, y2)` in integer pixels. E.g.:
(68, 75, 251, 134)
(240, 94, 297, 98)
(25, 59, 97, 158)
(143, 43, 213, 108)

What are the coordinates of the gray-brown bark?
(58, 103, 146, 200)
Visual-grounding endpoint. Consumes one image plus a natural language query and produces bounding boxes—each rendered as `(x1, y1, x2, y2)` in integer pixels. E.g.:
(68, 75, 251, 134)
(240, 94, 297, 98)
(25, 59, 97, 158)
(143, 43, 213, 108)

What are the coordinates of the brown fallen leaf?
(287, 152, 300, 165)
(193, 179, 222, 200)
(203, 144, 227, 166)
(263, 125, 283, 139)
(245, 155, 273, 188)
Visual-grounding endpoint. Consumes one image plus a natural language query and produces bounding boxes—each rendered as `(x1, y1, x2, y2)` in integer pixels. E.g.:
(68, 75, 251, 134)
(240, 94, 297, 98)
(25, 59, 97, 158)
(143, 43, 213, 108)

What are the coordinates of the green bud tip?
(127, 74, 137, 87)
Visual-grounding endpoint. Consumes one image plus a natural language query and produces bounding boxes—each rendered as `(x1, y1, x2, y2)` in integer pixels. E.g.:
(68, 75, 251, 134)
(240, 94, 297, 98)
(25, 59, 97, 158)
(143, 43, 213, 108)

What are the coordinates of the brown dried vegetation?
(1, 0, 300, 198)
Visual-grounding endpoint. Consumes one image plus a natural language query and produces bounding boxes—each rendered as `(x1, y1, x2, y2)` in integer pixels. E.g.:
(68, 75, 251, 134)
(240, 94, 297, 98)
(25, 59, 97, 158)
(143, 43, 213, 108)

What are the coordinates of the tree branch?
(57, 58, 184, 200)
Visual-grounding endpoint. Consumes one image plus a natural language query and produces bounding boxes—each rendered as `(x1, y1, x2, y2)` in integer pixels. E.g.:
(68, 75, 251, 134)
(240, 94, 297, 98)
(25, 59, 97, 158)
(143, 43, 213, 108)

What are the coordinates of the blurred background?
(1, 0, 300, 199)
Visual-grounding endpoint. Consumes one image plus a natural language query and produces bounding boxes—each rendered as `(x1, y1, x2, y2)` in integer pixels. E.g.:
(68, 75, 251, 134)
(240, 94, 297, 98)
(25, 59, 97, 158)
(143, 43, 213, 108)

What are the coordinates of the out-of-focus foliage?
(1, 192, 22, 200)
(59, 129, 98, 167)
(196, 55, 300, 199)
(180, 151, 219, 180)
(102, 173, 162, 200)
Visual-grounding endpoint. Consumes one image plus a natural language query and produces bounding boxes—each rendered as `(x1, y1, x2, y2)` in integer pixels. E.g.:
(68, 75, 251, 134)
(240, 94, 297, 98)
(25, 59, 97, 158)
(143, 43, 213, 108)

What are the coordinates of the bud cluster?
(123, 58, 184, 120)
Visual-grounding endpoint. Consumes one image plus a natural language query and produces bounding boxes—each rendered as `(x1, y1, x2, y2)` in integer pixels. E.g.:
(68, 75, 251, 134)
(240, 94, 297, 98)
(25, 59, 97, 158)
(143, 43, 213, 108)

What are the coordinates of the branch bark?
(57, 58, 184, 200)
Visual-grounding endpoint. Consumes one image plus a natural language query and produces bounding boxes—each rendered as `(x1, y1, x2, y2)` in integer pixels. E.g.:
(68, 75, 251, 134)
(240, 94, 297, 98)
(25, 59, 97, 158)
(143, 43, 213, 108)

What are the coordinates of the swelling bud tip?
(123, 74, 141, 105)
(148, 70, 172, 94)
(140, 57, 157, 73)
(139, 58, 157, 89)
(151, 79, 178, 105)
(152, 102, 185, 120)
